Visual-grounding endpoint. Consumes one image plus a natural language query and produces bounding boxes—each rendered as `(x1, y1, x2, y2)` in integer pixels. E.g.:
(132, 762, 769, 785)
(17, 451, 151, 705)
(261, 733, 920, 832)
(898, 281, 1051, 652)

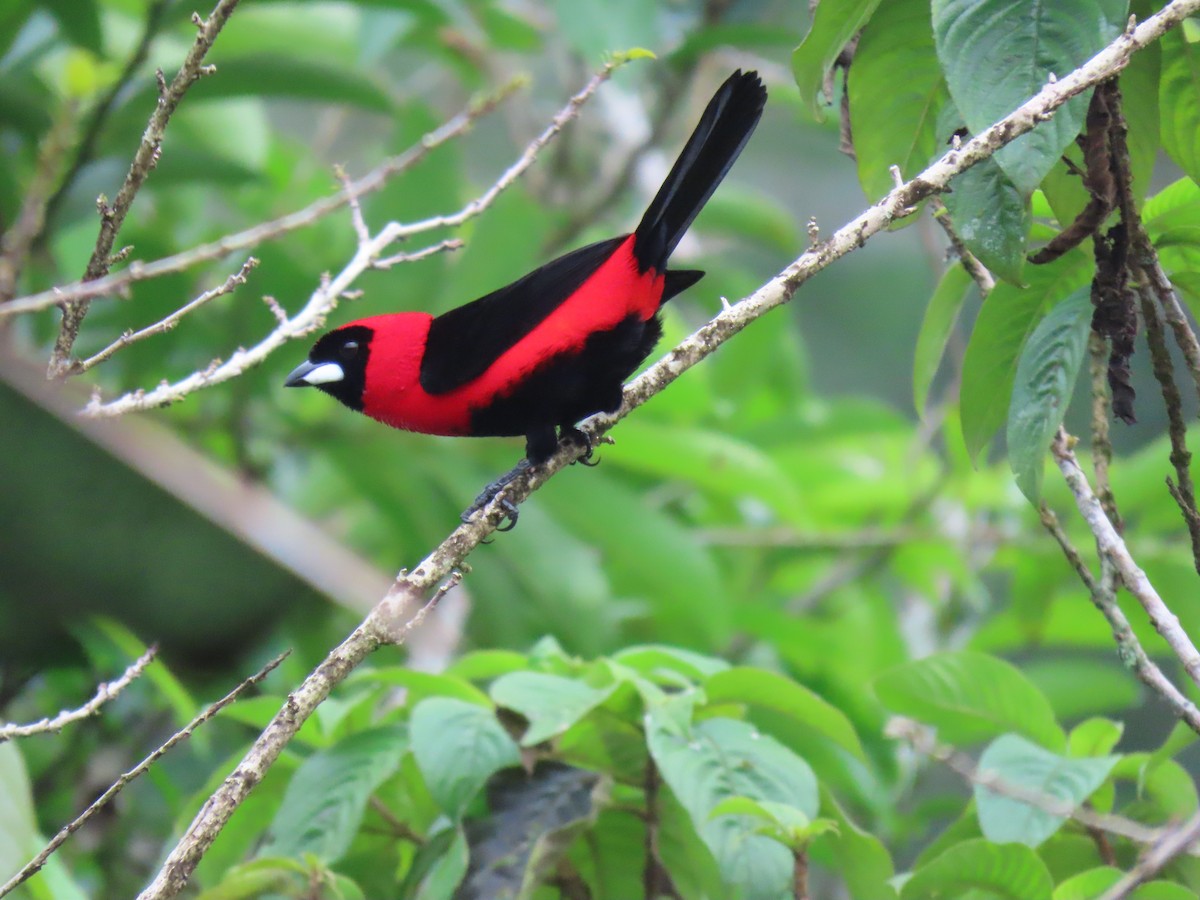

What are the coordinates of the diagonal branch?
(79, 62, 626, 417)
(1052, 429, 1200, 689)
(49, 0, 243, 378)
(134, 4, 1200, 897)
(0, 652, 285, 899)
(0, 647, 156, 743)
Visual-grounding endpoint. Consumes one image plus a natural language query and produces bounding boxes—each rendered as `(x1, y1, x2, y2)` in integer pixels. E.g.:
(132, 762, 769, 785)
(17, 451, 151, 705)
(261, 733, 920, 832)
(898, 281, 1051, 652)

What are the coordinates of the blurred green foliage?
(4, 0, 1200, 897)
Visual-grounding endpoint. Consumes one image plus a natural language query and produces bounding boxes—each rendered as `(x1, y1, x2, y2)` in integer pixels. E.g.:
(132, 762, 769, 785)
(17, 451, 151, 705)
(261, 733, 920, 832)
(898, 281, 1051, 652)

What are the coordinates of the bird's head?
(284, 314, 432, 416)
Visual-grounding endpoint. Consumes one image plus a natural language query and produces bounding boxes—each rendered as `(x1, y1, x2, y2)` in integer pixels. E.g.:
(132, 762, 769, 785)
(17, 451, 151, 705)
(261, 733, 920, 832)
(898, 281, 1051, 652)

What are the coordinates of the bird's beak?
(284, 360, 345, 387)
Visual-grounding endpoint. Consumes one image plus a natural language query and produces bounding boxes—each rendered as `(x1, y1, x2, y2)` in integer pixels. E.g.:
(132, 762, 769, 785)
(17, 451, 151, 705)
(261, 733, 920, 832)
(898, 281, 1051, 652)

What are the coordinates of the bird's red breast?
(358, 236, 664, 437)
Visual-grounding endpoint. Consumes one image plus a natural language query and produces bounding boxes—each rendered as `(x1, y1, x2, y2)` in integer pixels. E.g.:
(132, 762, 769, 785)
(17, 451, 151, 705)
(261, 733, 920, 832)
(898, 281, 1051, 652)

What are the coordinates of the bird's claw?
(562, 428, 601, 466)
(462, 459, 531, 533)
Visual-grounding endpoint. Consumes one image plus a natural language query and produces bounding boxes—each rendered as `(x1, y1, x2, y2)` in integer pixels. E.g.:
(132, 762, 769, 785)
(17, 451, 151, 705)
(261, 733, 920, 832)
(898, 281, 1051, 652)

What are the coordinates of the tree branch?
(48, 0, 243, 377)
(0, 83, 519, 322)
(1097, 811, 1200, 900)
(78, 63, 621, 416)
(0, 647, 156, 743)
(133, 4, 1200, 895)
(0, 652, 285, 899)
(1052, 429, 1200, 690)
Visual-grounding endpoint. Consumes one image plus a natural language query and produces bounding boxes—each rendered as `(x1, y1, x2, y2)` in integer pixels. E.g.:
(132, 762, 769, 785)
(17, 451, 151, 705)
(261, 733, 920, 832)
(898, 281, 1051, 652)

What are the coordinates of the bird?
(286, 70, 766, 524)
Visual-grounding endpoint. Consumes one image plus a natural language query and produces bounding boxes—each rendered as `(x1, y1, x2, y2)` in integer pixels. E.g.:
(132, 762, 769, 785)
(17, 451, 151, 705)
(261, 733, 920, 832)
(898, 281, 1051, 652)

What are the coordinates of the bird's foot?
(562, 427, 602, 466)
(462, 458, 532, 532)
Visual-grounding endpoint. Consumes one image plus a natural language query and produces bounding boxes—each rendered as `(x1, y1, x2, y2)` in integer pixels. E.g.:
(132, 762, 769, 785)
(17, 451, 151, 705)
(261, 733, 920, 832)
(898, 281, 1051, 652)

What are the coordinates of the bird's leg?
(461, 458, 531, 532)
(560, 426, 600, 466)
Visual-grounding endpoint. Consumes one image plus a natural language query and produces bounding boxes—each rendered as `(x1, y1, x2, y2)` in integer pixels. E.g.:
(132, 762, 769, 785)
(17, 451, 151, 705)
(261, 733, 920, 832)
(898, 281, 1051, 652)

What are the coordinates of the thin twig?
(0, 652, 286, 899)
(1097, 811, 1200, 900)
(1039, 505, 1200, 734)
(1051, 429, 1200, 689)
(1, 84, 519, 321)
(82, 62, 627, 418)
(1137, 285, 1200, 569)
(930, 197, 995, 296)
(889, 717, 1183, 849)
(0, 647, 156, 743)
(50, 0, 244, 377)
(134, 7, 1200, 895)
(75, 257, 259, 373)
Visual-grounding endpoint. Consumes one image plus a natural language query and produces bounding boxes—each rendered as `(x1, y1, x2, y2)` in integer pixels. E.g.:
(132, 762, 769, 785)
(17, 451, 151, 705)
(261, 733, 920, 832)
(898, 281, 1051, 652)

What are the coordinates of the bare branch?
(0, 652, 286, 899)
(133, 6, 1200, 895)
(0, 83, 518, 321)
(81, 62, 626, 418)
(74, 258, 259, 373)
(889, 717, 1182, 849)
(1039, 505, 1200, 734)
(930, 197, 995, 296)
(1097, 812, 1200, 900)
(1052, 429, 1200, 689)
(49, 0, 245, 377)
(0, 647, 156, 743)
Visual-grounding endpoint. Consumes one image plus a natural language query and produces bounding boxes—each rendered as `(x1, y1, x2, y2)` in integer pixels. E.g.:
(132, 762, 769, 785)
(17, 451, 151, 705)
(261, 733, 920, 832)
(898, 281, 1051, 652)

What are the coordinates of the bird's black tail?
(633, 70, 767, 273)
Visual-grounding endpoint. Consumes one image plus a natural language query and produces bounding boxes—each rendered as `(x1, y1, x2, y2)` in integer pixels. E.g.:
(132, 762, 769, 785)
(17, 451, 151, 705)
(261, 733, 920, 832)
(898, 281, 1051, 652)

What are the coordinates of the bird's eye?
(339, 341, 359, 360)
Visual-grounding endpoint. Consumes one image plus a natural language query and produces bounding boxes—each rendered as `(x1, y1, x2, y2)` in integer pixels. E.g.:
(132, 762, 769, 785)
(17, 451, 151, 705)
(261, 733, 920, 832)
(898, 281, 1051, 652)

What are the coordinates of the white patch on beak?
(302, 362, 345, 385)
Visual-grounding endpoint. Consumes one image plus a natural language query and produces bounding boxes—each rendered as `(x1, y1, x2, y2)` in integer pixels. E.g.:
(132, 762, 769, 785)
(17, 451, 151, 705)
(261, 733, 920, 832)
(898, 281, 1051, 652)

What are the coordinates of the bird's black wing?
(420, 236, 625, 395)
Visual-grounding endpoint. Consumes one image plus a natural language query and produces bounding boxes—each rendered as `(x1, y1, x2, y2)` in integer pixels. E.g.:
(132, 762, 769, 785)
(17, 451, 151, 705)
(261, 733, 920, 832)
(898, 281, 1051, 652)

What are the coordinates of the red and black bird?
(286, 70, 766, 470)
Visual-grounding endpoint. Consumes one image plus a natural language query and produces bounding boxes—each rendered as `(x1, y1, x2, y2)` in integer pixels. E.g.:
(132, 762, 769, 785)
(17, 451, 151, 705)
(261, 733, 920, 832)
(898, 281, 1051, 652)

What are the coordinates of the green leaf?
(932, 0, 1127, 195)
(613, 645, 730, 683)
(959, 247, 1091, 459)
(902, 838, 1054, 900)
(914, 264, 973, 416)
(490, 671, 616, 745)
(410, 697, 520, 819)
(875, 651, 1065, 749)
(943, 155, 1031, 284)
(704, 667, 865, 761)
(791, 0, 884, 119)
(350, 667, 492, 707)
(647, 701, 819, 899)
(1160, 24, 1200, 183)
(197, 858, 307, 900)
(1054, 867, 1198, 900)
(1122, 0, 1163, 204)
(1067, 718, 1125, 758)
(709, 797, 834, 850)
(1006, 287, 1091, 502)
(848, 0, 947, 201)
(1025, 657, 1142, 720)
(402, 824, 469, 900)
(259, 725, 405, 864)
(817, 788, 898, 900)
(974, 734, 1117, 847)
(477, 6, 542, 52)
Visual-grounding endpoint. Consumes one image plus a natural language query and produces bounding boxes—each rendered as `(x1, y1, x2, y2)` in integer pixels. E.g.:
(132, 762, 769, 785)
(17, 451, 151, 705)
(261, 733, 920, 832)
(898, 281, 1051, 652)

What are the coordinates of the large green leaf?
(1007, 287, 1091, 502)
(36, 0, 103, 55)
(959, 247, 1091, 459)
(902, 839, 1054, 900)
(647, 700, 818, 899)
(914, 264, 973, 416)
(409, 698, 520, 820)
(259, 725, 406, 863)
(932, 0, 1127, 194)
(791, 0, 883, 119)
(1054, 867, 1198, 900)
(704, 667, 865, 761)
(943, 154, 1031, 285)
(875, 651, 1065, 750)
(490, 671, 616, 746)
(974, 734, 1118, 847)
(848, 0, 947, 201)
(1160, 24, 1200, 183)
(816, 788, 898, 900)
